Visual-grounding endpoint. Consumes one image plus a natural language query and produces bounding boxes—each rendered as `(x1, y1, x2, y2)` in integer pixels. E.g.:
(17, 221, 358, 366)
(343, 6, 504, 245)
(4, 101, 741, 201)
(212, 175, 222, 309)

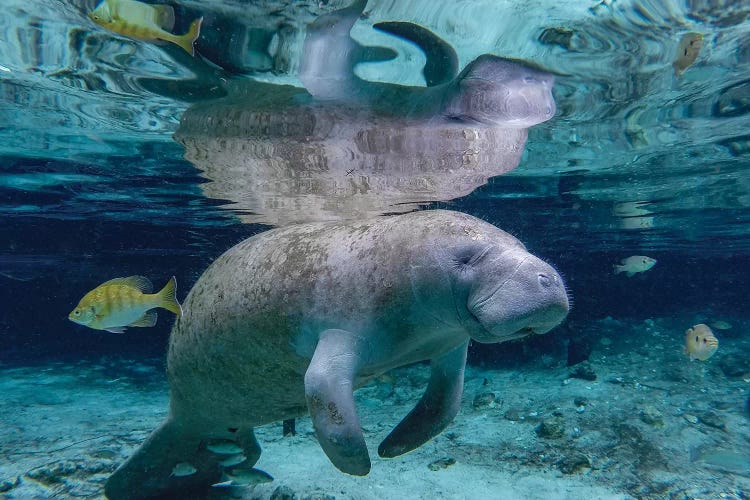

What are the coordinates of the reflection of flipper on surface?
(373, 21, 459, 86)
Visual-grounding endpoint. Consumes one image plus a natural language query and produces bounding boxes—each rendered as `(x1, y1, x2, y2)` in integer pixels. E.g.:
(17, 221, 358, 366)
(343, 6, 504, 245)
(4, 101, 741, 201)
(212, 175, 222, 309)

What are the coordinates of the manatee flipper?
(104, 417, 221, 500)
(304, 328, 371, 475)
(373, 21, 458, 86)
(299, 0, 367, 99)
(378, 341, 468, 458)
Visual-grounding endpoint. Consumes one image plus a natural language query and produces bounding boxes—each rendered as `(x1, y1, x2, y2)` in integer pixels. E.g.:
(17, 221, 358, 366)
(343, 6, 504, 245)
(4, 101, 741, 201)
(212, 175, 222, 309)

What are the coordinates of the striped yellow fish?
(88, 0, 203, 56)
(69, 276, 182, 334)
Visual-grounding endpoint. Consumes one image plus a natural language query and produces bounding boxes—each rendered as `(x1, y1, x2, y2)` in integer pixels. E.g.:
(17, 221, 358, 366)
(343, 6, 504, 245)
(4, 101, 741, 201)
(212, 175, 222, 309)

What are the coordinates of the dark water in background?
(2, 149, 748, 364)
(2, 0, 750, 366)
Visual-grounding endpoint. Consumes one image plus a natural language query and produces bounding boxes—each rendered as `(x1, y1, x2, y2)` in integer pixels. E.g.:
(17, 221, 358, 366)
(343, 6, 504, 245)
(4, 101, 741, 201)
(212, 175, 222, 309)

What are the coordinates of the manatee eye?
(523, 76, 538, 84)
(695, 336, 699, 343)
(702, 338, 707, 344)
(92, 15, 99, 20)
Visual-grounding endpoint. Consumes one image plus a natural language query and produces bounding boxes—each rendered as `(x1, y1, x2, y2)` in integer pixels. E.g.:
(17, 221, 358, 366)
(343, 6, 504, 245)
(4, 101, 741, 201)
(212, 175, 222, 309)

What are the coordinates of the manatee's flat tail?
(373, 21, 458, 86)
(104, 419, 218, 500)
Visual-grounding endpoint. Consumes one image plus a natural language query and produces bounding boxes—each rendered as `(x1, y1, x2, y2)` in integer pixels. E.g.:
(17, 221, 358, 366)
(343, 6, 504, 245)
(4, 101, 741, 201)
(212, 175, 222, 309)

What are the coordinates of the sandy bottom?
(2, 316, 749, 499)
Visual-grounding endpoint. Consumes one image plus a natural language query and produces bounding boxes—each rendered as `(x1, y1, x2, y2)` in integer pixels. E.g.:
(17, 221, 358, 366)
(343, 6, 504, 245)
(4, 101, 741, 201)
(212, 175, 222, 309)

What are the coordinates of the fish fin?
(105, 327, 126, 334)
(176, 17, 202, 56)
(100, 276, 153, 293)
(157, 276, 183, 316)
(129, 310, 157, 328)
(625, 271, 635, 278)
(151, 4, 175, 31)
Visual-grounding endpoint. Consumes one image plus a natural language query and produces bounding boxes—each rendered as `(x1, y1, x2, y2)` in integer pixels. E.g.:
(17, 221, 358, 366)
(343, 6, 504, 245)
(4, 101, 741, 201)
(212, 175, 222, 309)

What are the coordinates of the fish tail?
(176, 16, 203, 56)
(613, 264, 623, 274)
(157, 276, 183, 316)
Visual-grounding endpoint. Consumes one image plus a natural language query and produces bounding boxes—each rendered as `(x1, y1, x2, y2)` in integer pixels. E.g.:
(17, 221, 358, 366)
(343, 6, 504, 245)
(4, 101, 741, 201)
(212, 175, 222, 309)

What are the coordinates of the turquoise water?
(1, 1, 749, 499)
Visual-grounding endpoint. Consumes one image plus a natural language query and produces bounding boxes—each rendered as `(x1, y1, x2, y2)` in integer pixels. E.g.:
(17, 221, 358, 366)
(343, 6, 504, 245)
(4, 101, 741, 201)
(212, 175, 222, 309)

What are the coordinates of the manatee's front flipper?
(304, 328, 371, 475)
(105, 417, 221, 500)
(378, 341, 468, 458)
(373, 21, 458, 86)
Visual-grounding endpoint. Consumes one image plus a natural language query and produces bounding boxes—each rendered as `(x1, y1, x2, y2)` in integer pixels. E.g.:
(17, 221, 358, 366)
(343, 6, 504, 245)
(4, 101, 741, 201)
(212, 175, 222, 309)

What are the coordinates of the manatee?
(104, 209, 569, 499)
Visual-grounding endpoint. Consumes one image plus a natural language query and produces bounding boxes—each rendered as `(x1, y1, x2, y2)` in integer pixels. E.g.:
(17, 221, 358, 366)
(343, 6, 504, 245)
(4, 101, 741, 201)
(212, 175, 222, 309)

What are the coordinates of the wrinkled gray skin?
(299, 0, 556, 127)
(104, 210, 569, 499)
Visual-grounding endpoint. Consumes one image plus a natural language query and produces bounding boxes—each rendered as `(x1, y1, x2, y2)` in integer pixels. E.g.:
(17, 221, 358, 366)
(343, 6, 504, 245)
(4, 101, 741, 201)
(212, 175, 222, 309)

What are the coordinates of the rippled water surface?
(2, 0, 749, 252)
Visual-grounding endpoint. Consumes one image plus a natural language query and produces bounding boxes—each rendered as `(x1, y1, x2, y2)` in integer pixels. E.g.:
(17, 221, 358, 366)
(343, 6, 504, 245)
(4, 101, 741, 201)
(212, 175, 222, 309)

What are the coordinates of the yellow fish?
(88, 0, 203, 56)
(684, 323, 719, 361)
(673, 32, 703, 76)
(69, 276, 182, 334)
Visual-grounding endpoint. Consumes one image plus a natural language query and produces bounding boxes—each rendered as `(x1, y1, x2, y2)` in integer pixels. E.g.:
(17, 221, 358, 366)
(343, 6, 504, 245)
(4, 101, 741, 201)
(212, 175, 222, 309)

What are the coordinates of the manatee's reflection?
(175, 5, 555, 226)
(175, 72, 550, 226)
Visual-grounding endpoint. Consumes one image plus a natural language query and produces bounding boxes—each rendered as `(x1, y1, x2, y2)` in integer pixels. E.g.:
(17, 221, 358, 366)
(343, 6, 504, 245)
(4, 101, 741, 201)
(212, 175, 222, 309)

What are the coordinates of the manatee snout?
(470, 255, 569, 343)
(443, 55, 556, 127)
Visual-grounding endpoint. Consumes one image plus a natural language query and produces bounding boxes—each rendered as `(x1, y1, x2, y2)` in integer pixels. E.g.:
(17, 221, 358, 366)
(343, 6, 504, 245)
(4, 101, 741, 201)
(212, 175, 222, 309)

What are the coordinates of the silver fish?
(171, 462, 197, 477)
(206, 440, 243, 455)
(211, 466, 273, 487)
(218, 454, 247, 467)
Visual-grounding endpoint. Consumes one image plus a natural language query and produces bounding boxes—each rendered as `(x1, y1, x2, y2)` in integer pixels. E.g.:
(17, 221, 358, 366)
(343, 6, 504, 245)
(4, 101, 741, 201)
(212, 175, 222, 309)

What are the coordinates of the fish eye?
(74, 309, 81, 316)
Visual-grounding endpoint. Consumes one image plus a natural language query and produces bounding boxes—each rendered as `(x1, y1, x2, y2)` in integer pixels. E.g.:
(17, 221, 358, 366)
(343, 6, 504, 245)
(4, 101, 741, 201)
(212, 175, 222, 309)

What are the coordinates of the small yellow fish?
(685, 323, 719, 361)
(673, 32, 703, 76)
(69, 276, 182, 333)
(88, 0, 203, 56)
(613, 255, 657, 277)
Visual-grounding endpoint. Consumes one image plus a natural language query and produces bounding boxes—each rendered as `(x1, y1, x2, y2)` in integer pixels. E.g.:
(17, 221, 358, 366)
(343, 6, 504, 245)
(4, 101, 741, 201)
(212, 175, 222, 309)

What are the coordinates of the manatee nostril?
(546, 106, 553, 116)
(538, 273, 551, 287)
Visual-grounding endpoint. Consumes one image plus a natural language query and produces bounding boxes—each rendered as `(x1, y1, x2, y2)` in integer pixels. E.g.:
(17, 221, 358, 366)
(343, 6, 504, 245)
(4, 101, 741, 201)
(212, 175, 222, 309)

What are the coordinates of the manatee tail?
(156, 276, 183, 316)
(373, 21, 458, 86)
(105, 418, 220, 500)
